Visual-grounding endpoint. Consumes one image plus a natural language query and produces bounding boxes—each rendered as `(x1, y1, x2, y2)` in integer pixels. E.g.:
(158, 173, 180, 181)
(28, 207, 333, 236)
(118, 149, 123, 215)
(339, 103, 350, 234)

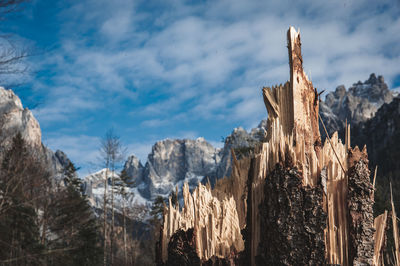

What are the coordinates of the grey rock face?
(320, 73, 394, 136)
(319, 102, 342, 135)
(42, 147, 73, 180)
(83, 168, 112, 203)
(216, 120, 266, 180)
(139, 138, 220, 199)
(0, 87, 72, 181)
(0, 87, 42, 149)
(123, 120, 267, 200)
(124, 155, 144, 185)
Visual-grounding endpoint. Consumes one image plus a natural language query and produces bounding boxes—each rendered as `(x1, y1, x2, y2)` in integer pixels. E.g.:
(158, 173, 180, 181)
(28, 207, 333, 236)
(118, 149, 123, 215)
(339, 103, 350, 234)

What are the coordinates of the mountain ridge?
(319, 73, 394, 136)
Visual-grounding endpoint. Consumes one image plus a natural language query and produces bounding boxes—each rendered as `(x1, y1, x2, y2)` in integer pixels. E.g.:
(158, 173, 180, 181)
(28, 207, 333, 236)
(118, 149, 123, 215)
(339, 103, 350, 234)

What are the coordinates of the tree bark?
(123, 200, 127, 266)
(110, 167, 114, 265)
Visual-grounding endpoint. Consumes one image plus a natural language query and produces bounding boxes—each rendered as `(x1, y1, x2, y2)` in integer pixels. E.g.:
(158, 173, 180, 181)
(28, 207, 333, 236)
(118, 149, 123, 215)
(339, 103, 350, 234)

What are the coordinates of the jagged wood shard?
(391, 183, 400, 266)
(161, 182, 244, 262)
(374, 211, 388, 266)
(159, 26, 375, 266)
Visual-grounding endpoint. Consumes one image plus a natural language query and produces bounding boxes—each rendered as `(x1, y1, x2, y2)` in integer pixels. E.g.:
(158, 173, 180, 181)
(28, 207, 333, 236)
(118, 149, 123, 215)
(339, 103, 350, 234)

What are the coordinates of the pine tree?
(114, 168, 134, 265)
(48, 162, 102, 266)
(0, 133, 44, 265)
(99, 129, 125, 265)
(150, 196, 166, 221)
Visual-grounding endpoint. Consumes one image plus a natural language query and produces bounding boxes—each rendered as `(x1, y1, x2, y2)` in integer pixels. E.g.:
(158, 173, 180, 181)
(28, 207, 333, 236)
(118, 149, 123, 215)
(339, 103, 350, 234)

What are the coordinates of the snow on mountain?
(81, 122, 266, 219)
(83, 168, 151, 219)
(393, 87, 400, 97)
(121, 120, 267, 203)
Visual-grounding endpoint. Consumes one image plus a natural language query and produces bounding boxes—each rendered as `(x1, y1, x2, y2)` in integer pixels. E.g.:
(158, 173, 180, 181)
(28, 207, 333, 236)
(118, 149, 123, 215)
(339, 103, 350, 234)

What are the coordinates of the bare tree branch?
(0, 0, 29, 19)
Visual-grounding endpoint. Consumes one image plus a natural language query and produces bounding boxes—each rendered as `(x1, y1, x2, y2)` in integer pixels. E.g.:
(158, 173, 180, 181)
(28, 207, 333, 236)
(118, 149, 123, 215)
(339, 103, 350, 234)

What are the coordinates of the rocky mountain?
(118, 121, 267, 201)
(0, 87, 42, 149)
(0, 86, 70, 180)
(83, 120, 267, 213)
(319, 73, 394, 136)
(135, 137, 220, 199)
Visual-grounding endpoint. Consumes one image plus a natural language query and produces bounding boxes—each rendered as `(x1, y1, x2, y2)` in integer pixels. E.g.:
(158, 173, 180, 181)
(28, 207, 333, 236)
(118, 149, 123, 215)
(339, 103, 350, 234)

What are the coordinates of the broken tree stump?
(158, 26, 375, 266)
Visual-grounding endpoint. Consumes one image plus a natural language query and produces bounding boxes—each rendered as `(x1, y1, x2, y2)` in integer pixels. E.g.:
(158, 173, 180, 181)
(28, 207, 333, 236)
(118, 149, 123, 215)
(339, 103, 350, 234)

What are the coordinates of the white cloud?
(101, 11, 132, 40)
(141, 118, 169, 128)
(23, 0, 400, 173)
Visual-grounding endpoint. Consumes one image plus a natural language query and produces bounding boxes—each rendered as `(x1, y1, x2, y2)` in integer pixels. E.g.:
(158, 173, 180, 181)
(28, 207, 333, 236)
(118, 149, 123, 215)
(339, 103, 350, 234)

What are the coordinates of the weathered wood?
(161, 182, 244, 262)
(391, 183, 400, 266)
(374, 211, 388, 266)
(287, 27, 320, 186)
(212, 148, 250, 230)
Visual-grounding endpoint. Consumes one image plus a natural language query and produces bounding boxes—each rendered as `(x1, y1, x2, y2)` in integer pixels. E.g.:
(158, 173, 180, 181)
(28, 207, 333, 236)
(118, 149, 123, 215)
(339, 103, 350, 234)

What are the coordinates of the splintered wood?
(161, 182, 244, 261)
(159, 26, 375, 265)
(322, 132, 349, 265)
(263, 27, 349, 266)
(392, 184, 400, 266)
(212, 149, 250, 229)
(287, 27, 320, 186)
(374, 211, 388, 265)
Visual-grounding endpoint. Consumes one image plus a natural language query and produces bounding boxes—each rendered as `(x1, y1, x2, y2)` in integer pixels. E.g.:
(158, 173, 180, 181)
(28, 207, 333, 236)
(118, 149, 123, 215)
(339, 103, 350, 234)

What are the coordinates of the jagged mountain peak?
(124, 154, 145, 186)
(142, 137, 220, 199)
(0, 87, 73, 182)
(320, 73, 395, 136)
(0, 87, 42, 148)
(325, 73, 392, 109)
(125, 154, 143, 170)
(0, 87, 24, 111)
(348, 73, 392, 105)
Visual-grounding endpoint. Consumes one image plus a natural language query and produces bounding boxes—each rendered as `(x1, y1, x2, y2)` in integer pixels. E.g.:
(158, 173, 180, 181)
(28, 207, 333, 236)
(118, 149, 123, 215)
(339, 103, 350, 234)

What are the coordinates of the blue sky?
(1, 0, 400, 176)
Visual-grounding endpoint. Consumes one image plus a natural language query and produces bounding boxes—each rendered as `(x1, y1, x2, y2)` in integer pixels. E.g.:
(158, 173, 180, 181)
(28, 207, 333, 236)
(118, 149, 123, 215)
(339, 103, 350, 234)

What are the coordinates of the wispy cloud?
(11, 0, 400, 174)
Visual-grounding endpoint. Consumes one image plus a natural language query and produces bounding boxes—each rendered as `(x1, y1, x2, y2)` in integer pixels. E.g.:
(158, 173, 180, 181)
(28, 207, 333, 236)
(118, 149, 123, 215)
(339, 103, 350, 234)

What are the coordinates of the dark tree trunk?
(257, 163, 327, 265)
(347, 148, 375, 265)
